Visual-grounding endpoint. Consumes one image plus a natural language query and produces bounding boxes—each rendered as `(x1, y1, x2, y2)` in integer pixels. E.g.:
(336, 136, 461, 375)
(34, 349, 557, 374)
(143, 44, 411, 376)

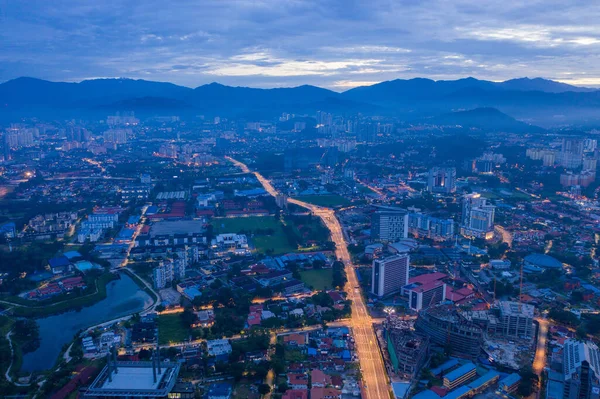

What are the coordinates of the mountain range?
(1, 76, 599, 127)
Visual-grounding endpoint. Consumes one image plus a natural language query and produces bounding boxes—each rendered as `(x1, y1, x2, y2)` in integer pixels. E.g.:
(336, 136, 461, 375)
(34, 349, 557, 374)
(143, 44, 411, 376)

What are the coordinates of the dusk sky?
(2, 0, 600, 90)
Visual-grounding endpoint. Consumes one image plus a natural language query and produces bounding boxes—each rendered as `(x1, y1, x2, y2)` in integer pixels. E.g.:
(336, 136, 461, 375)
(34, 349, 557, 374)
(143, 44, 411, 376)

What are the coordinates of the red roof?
(283, 389, 308, 399)
(408, 272, 447, 285)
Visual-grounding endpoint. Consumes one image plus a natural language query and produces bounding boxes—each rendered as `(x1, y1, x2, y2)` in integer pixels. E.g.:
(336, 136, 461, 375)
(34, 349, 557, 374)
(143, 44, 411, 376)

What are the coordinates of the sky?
(1, 0, 600, 90)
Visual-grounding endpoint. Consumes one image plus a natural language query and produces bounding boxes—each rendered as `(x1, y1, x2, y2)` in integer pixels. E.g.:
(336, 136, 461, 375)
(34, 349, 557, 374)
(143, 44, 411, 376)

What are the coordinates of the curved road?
(227, 157, 389, 399)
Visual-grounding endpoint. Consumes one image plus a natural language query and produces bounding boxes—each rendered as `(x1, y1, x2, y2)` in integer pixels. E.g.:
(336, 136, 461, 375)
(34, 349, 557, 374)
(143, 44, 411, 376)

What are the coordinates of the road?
(533, 317, 549, 376)
(227, 157, 389, 399)
(5, 330, 30, 386)
(494, 225, 513, 248)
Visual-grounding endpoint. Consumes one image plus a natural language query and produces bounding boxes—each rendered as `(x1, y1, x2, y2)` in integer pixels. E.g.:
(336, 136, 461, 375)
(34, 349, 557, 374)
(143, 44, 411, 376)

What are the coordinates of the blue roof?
(117, 228, 136, 239)
(127, 215, 141, 224)
(468, 370, 499, 390)
(444, 362, 476, 382)
(412, 390, 441, 399)
(431, 358, 459, 376)
(524, 253, 562, 268)
(445, 385, 471, 399)
(307, 347, 317, 356)
(391, 382, 411, 399)
(184, 287, 202, 299)
(145, 206, 158, 215)
(499, 372, 521, 388)
(63, 251, 82, 260)
(0, 222, 15, 233)
(75, 261, 94, 271)
(48, 255, 70, 268)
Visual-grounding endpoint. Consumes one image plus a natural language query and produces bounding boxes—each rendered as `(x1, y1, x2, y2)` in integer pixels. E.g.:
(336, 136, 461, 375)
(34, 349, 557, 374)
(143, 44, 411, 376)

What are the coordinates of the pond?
(21, 272, 152, 372)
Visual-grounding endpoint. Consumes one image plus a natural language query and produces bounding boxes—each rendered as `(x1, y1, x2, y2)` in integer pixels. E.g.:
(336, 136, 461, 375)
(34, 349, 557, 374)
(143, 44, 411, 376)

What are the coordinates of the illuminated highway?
(533, 317, 549, 375)
(227, 156, 390, 399)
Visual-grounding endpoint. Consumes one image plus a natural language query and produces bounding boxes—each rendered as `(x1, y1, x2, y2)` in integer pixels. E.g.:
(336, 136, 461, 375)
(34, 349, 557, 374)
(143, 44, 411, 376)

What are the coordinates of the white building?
(371, 206, 409, 242)
(460, 193, 495, 240)
(371, 254, 410, 297)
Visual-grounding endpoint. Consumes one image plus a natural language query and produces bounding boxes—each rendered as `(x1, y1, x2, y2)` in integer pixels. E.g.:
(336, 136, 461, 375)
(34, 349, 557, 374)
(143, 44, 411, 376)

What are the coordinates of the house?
(283, 333, 307, 347)
(60, 276, 86, 291)
(192, 310, 214, 328)
(280, 279, 305, 295)
(310, 387, 342, 399)
(282, 389, 308, 399)
(247, 312, 262, 327)
(48, 255, 71, 275)
(206, 339, 232, 362)
(256, 270, 293, 286)
(288, 373, 309, 390)
(311, 369, 332, 388)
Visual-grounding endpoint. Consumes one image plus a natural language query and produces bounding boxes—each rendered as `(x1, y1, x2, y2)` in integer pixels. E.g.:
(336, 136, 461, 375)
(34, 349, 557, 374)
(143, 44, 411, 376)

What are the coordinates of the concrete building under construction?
(463, 301, 535, 340)
(386, 325, 429, 378)
(415, 304, 483, 359)
(84, 346, 181, 398)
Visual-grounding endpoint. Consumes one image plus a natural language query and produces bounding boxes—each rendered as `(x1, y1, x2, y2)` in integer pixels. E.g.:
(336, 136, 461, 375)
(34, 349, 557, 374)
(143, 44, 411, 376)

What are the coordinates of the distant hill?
(498, 77, 596, 93)
(420, 107, 545, 133)
(0, 76, 599, 126)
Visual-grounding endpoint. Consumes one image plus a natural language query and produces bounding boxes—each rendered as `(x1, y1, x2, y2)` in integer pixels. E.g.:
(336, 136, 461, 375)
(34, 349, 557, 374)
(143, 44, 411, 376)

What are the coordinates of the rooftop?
(524, 253, 562, 268)
(149, 220, 205, 237)
(444, 362, 476, 382)
(86, 361, 180, 397)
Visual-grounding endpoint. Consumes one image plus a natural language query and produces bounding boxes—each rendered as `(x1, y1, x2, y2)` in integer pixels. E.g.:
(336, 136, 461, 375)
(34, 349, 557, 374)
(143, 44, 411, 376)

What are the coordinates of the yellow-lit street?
(227, 156, 390, 399)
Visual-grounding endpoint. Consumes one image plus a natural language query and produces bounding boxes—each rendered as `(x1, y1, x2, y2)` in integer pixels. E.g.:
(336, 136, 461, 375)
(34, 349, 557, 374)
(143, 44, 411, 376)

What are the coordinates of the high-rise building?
(403, 273, 447, 311)
(152, 259, 185, 289)
(408, 213, 454, 241)
(427, 167, 456, 194)
(371, 254, 410, 297)
(371, 206, 408, 242)
(559, 138, 584, 169)
(563, 340, 600, 399)
(460, 193, 495, 240)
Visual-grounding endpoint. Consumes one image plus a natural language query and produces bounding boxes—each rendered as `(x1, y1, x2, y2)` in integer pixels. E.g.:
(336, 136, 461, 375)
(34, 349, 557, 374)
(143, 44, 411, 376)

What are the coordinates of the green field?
(299, 269, 334, 291)
(211, 216, 281, 233)
(292, 194, 351, 207)
(212, 216, 296, 255)
(158, 313, 190, 345)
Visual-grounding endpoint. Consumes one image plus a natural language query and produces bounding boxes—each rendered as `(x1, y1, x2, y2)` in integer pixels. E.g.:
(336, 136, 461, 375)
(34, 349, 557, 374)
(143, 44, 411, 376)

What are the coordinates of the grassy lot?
(211, 216, 280, 233)
(9, 272, 119, 318)
(292, 194, 351, 207)
(158, 313, 190, 345)
(212, 216, 296, 255)
(299, 269, 334, 291)
(286, 214, 330, 247)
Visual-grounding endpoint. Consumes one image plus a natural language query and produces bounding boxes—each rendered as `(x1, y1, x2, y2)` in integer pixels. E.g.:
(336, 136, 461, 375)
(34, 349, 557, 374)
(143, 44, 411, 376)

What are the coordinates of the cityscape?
(2, 2, 600, 399)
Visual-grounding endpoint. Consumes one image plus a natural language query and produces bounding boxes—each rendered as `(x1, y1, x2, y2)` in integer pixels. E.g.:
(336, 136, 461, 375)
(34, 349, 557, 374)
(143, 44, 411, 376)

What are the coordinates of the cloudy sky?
(1, 0, 599, 90)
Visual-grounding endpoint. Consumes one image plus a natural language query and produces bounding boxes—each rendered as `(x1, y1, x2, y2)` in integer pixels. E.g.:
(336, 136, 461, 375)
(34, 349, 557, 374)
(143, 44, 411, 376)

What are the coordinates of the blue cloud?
(1, 0, 599, 89)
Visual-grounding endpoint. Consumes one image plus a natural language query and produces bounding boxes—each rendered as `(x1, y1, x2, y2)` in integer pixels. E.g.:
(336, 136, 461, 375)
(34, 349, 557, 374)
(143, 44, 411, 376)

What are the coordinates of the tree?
(518, 366, 537, 396)
(258, 384, 271, 396)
